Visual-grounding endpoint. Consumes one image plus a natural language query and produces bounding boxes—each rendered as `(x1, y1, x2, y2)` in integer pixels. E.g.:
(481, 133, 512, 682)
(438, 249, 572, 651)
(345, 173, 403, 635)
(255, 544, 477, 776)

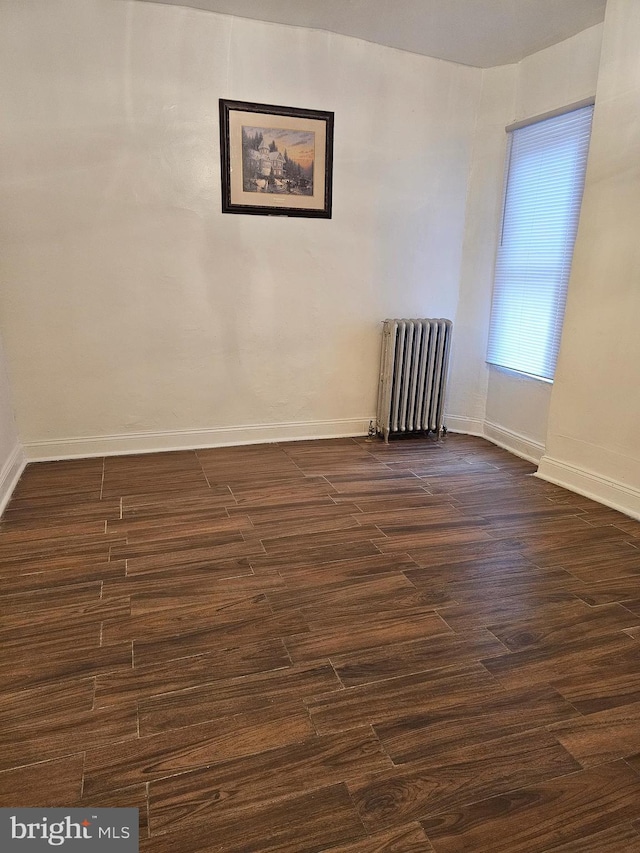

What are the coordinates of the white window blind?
(486, 104, 593, 380)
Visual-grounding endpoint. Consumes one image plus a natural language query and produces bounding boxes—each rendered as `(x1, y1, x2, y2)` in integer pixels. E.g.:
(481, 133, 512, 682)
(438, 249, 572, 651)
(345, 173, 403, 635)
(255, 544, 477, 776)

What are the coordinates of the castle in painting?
(242, 126, 313, 195)
(248, 138, 285, 179)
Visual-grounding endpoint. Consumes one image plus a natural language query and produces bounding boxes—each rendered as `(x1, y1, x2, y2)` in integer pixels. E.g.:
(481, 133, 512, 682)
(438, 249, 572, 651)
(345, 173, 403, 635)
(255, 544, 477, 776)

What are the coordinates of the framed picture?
(219, 99, 334, 218)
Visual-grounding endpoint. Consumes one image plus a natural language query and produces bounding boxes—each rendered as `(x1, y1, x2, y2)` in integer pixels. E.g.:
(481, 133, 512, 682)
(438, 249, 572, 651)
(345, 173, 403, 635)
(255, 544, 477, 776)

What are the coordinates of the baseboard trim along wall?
(0, 442, 26, 515)
(446, 415, 545, 464)
(536, 455, 640, 522)
(443, 415, 485, 437)
(482, 421, 546, 464)
(22, 418, 375, 461)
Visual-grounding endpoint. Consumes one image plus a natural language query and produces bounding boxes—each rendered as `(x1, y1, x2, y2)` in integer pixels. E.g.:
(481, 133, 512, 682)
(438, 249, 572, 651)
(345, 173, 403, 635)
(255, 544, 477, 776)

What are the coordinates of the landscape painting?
(242, 126, 315, 196)
(219, 99, 334, 218)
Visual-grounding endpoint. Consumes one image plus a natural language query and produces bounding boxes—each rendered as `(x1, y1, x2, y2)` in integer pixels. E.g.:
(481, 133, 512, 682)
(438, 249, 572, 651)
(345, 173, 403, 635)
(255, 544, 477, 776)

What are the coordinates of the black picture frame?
(219, 99, 334, 218)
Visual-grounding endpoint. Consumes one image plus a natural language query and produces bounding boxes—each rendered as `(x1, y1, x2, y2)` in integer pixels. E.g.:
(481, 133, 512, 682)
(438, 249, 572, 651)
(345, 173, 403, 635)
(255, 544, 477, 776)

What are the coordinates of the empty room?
(1, 0, 640, 851)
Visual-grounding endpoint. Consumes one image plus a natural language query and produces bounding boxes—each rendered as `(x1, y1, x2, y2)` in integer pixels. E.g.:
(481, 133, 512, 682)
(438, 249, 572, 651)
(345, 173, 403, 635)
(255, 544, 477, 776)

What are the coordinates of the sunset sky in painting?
(243, 126, 316, 169)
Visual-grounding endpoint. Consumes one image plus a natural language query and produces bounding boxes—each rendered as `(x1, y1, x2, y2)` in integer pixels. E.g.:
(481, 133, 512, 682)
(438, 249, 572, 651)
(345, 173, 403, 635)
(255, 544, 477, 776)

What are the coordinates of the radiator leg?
(383, 427, 390, 444)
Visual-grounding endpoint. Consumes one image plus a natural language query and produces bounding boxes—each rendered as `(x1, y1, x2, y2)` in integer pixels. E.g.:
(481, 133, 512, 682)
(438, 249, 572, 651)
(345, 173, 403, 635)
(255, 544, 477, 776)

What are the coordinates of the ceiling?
(136, 0, 607, 68)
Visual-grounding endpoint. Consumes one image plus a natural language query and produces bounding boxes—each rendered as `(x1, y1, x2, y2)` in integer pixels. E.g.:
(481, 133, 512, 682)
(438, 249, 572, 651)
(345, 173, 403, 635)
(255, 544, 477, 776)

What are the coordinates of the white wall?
(538, 0, 640, 519)
(449, 25, 603, 461)
(0, 332, 24, 512)
(445, 63, 516, 437)
(0, 0, 481, 458)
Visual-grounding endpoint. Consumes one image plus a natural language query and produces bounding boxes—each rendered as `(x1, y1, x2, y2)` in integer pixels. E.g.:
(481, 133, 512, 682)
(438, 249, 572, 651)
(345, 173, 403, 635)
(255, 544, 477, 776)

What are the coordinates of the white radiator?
(376, 318, 453, 442)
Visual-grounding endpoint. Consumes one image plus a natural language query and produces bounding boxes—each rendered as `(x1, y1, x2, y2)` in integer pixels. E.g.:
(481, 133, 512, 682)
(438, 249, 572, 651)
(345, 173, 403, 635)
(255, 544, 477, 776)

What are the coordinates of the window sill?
(487, 364, 554, 385)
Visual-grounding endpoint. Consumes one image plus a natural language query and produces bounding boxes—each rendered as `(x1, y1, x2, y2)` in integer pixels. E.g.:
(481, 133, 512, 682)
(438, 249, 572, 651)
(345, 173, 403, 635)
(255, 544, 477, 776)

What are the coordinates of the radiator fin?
(377, 318, 452, 442)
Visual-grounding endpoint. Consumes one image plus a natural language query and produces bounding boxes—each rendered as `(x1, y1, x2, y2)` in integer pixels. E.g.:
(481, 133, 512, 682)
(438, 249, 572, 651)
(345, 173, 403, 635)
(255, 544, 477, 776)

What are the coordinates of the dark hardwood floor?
(1, 434, 640, 852)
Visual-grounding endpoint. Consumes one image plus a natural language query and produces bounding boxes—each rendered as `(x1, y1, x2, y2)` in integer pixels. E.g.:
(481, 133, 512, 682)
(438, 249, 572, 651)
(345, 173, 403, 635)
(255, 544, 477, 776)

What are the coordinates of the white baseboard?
(483, 421, 546, 464)
(0, 442, 26, 515)
(536, 455, 640, 521)
(445, 414, 544, 464)
(23, 418, 375, 461)
(444, 415, 485, 437)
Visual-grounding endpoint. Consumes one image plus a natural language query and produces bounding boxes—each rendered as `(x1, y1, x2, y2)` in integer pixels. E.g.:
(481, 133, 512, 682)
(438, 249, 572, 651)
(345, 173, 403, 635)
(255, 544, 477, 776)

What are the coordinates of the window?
(487, 104, 593, 381)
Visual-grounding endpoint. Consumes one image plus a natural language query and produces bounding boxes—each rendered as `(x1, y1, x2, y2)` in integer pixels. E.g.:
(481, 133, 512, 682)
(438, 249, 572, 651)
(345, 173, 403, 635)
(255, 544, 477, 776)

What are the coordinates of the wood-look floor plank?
(520, 541, 640, 578)
(0, 678, 95, 728)
(0, 497, 120, 528)
(354, 494, 460, 513)
(105, 481, 213, 503)
(259, 525, 386, 556)
(285, 610, 453, 662)
(351, 506, 469, 528)
(351, 728, 580, 830)
(0, 641, 133, 692)
(552, 651, 640, 714)
(324, 470, 420, 485)
(248, 540, 384, 573)
(138, 662, 340, 735)
(405, 539, 526, 569)
(330, 629, 506, 687)
(227, 476, 338, 507)
(84, 703, 315, 796)
(0, 533, 125, 566)
(481, 632, 638, 689)
(3, 593, 130, 634)
(112, 572, 284, 608)
(306, 663, 501, 735)
(317, 824, 435, 853)
(579, 505, 640, 532)
(0, 704, 138, 771)
(375, 521, 493, 552)
(0, 580, 103, 614)
(147, 728, 393, 834)
(121, 488, 235, 517)
(432, 567, 584, 609)
(140, 784, 366, 852)
(547, 701, 640, 767)
(617, 597, 640, 615)
(102, 593, 275, 644)
(270, 574, 435, 620)
(108, 512, 253, 541)
(434, 590, 580, 630)
(127, 586, 277, 616)
(0, 519, 108, 545)
(374, 684, 580, 765)
(268, 553, 419, 590)
(483, 515, 598, 541)
(486, 600, 638, 652)
(12, 458, 103, 499)
(328, 481, 433, 499)
(420, 760, 640, 853)
(572, 577, 640, 606)
(110, 530, 255, 561)
(403, 553, 554, 585)
(538, 824, 640, 853)
(95, 638, 291, 708)
(75, 784, 150, 839)
(124, 550, 259, 578)
(133, 609, 308, 668)
(0, 559, 126, 595)
(246, 516, 365, 542)
(0, 755, 84, 806)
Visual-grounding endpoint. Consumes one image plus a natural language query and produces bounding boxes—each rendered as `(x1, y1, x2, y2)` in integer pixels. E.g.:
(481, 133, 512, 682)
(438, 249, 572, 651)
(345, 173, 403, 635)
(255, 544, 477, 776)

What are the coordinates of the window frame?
(486, 101, 594, 382)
